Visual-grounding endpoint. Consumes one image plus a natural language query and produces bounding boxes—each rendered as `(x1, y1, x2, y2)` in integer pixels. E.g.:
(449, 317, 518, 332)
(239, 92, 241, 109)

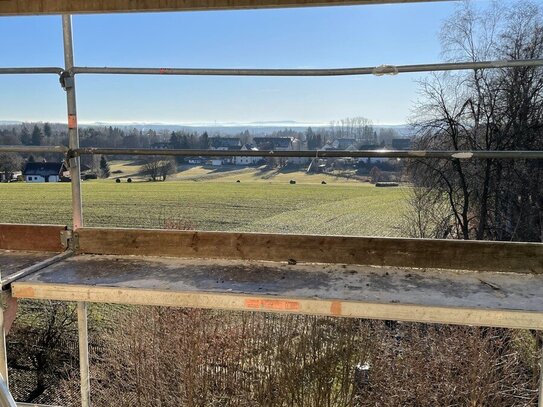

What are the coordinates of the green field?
(0, 177, 409, 237)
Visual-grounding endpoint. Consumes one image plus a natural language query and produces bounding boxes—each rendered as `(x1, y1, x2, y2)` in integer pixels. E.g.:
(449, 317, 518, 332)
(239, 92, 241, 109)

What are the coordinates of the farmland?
(0, 174, 409, 237)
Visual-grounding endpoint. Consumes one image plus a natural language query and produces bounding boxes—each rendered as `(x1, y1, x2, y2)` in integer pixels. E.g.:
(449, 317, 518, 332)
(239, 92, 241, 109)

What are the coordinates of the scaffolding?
(0, 1, 542, 406)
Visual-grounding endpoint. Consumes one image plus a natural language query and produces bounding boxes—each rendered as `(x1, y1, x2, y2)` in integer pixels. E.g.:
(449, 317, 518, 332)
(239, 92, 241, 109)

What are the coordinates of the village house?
(23, 161, 68, 183)
(234, 144, 261, 166)
(253, 137, 293, 151)
(253, 137, 309, 165)
(150, 142, 171, 150)
(209, 137, 241, 165)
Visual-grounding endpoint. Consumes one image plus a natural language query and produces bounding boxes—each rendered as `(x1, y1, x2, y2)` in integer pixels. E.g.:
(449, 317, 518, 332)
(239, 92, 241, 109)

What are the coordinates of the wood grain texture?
(75, 227, 543, 273)
(0, 0, 450, 15)
(0, 224, 66, 252)
(12, 282, 543, 330)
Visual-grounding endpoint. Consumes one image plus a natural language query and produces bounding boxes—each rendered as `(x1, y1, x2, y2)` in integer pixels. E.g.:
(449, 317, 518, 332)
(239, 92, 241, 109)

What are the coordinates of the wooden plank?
(0, 224, 66, 252)
(75, 228, 543, 273)
(11, 254, 543, 330)
(0, 0, 449, 16)
(12, 284, 543, 330)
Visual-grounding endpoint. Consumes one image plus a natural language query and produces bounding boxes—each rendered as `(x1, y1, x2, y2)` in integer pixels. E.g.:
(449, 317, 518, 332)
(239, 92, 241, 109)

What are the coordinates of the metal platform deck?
(0, 250, 55, 285)
(11, 253, 543, 330)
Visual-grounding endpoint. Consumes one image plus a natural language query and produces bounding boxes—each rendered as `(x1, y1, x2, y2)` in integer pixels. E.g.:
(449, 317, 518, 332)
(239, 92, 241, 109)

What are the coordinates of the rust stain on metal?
(330, 300, 342, 316)
(244, 298, 300, 311)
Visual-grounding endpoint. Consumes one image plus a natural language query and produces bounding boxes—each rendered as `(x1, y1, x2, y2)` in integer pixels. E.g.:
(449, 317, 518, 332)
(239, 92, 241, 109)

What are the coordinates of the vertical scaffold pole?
(63, 16, 87, 407)
(539, 339, 543, 407)
(77, 302, 90, 407)
(62, 14, 83, 230)
(0, 292, 8, 389)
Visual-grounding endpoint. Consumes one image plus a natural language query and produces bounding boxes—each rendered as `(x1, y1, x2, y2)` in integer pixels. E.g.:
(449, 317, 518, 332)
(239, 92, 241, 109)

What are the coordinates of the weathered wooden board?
(0, 224, 66, 252)
(12, 254, 543, 329)
(75, 228, 543, 273)
(0, 0, 449, 16)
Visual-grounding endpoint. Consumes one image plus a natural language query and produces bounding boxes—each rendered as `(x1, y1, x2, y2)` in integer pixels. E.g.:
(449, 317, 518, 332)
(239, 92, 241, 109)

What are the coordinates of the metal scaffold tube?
(540, 339, 543, 407)
(73, 147, 543, 160)
(0, 146, 68, 154)
(0, 145, 541, 159)
(72, 58, 543, 77)
(0, 377, 16, 407)
(0, 294, 8, 390)
(0, 67, 63, 75)
(77, 302, 90, 407)
(62, 15, 83, 230)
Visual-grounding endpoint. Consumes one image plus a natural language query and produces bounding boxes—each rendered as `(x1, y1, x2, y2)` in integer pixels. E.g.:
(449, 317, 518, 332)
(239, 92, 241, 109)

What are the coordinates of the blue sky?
(0, 1, 501, 125)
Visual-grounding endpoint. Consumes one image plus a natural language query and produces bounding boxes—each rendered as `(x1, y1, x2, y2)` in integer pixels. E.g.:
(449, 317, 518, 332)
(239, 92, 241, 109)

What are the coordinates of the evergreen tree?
(31, 125, 43, 146)
(21, 125, 31, 145)
(200, 132, 209, 149)
(100, 155, 110, 178)
(43, 122, 52, 138)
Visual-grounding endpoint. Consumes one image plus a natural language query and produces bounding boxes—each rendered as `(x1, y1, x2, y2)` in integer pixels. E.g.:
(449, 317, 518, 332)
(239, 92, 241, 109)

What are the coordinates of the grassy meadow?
(0, 165, 409, 236)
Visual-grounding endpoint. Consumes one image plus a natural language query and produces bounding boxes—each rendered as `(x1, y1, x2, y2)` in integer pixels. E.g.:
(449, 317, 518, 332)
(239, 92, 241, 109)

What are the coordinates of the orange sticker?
(244, 298, 300, 311)
(330, 301, 342, 316)
(68, 114, 77, 129)
(13, 286, 35, 298)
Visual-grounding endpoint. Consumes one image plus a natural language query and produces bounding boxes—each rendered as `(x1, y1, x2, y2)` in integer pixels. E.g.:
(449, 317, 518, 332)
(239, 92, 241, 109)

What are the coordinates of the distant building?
(392, 138, 412, 150)
(23, 161, 67, 183)
(151, 142, 171, 150)
(187, 157, 204, 165)
(209, 137, 241, 150)
(235, 144, 261, 166)
(253, 137, 293, 151)
(332, 138, 357, 150)
(209, 137, 242, 165)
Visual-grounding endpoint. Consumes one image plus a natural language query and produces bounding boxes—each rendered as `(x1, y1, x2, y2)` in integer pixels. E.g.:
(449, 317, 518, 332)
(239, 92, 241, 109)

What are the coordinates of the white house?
(209, 137, 241, 165)
(234, 144, 261, 166)
(23, 161, 67, 183)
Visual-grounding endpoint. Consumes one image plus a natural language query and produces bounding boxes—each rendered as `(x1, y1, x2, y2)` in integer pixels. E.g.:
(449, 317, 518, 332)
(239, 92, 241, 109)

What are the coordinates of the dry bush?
(7, 300, 80, 405)
(72, 307, 540, 407)
(362, 324, 538, 406)
(86, 308, 373, 407)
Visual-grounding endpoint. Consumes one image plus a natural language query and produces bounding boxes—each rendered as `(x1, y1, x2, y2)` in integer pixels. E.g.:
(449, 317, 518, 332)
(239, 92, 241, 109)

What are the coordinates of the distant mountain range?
(0, 120, 413, 137)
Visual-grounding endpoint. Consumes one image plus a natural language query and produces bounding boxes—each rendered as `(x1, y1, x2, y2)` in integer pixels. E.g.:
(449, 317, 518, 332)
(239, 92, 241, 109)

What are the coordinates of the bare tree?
(158, 158, 175, 181)
(142, 157, 175, 181)
(407, 0, 543, 241)
(329, 117, 376, 144)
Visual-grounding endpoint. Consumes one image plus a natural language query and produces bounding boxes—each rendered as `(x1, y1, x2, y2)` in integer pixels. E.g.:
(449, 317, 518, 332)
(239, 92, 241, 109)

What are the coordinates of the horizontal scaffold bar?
(0, 146, 68, 154)
(1, 59, 542, 79)
(74, 148, 543, 159)
(0, 67, 63, 75)
(1, 145, 542, 159)
(72, 59, 543, 76)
